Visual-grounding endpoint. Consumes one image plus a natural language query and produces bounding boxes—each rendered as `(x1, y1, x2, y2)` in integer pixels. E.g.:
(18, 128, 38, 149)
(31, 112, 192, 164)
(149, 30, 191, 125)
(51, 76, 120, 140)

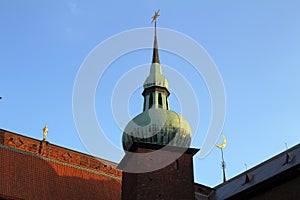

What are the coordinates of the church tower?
(119, 11, 199, 200)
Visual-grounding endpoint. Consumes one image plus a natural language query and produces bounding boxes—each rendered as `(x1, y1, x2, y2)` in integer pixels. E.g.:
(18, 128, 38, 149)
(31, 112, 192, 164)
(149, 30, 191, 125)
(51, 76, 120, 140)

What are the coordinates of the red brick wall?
(121, 172, 137, 199)
(0, 129, 122, 178)
(122, 147, 196, 200)
(0, 129, 122, 200)
(0, 147, 121, 200)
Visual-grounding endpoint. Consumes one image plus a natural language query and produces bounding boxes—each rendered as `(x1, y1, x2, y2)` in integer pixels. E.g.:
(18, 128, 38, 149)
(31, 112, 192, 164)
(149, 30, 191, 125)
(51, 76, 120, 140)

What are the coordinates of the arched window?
(158, 93, 162, 108)
(149, 93, 153, 109)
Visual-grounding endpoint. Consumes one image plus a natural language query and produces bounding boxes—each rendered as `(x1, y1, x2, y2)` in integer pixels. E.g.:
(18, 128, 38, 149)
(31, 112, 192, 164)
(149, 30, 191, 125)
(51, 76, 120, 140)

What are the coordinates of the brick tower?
(118, 12, 199, 200)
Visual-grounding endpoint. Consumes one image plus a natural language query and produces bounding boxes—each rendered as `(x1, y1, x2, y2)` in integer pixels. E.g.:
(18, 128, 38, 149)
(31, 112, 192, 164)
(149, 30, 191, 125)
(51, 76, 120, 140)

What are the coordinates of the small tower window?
(149, 93, 153, 109)
(166, 100, 169, 110)
(175, 159, 179, 170)
(158, 93, 162, 108)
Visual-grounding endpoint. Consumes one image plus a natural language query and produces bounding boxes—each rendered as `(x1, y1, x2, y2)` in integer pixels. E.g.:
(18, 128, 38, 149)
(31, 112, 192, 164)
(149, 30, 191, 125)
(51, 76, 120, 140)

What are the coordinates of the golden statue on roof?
(43, 125, 48, 141)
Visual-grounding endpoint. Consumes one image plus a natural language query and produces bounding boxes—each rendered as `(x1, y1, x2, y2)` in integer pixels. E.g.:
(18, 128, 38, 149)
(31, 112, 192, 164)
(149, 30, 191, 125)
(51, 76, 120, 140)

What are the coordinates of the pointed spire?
(151, 10, 160, 64)
(152, 21, 160, 64)
(142, 10, 169, 111)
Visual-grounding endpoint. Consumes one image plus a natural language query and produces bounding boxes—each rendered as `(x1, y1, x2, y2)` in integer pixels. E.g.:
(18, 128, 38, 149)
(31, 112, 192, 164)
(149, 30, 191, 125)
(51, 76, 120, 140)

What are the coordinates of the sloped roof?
(211, 143, 300, 199)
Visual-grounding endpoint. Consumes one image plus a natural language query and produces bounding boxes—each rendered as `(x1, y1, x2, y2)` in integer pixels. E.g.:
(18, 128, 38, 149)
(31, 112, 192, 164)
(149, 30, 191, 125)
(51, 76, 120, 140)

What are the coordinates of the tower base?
(118, 142, 199, 200)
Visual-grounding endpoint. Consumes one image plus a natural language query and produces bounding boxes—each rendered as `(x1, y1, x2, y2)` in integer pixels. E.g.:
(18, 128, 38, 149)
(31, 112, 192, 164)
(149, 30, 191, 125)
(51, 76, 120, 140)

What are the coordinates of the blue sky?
(1, 1, 300, 187)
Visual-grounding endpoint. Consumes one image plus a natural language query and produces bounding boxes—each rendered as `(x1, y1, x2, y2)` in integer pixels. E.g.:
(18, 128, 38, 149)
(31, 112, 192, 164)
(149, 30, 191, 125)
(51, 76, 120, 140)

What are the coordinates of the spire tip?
(151, 10, 160, 64)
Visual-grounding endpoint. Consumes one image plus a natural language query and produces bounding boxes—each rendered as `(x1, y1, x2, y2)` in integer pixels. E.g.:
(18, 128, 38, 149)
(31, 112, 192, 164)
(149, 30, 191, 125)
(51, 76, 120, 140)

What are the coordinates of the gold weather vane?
(43, 125, 48, 141)
(215, 133, 227, 183)
(151, 9, 160, 23)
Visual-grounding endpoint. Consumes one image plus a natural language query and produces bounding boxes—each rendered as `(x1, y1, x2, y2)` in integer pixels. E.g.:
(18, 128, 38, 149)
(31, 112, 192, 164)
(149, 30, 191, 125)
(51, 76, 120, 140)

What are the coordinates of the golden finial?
(151, 9, 160, 23)
(43, 125, 48, 141)
(216, 133, 227, 183)
(215, 134, 227, 149)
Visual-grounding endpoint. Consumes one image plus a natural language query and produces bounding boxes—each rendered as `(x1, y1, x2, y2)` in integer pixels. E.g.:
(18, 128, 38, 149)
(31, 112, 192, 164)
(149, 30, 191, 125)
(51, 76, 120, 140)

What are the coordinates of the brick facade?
(119, 143, 199, 200)
(0, 129, 122, 200)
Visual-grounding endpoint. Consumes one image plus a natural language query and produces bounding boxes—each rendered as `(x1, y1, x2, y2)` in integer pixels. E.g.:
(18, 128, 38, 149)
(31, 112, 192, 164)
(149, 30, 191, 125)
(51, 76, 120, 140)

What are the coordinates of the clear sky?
(1, 1, 300, 187)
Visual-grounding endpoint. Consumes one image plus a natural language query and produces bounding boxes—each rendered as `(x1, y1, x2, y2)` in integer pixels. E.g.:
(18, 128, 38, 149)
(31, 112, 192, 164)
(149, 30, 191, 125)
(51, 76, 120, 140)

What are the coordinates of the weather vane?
(43, 125, 48, 141)
(151, 9, 160, 25)
(215, 133, 227, 183)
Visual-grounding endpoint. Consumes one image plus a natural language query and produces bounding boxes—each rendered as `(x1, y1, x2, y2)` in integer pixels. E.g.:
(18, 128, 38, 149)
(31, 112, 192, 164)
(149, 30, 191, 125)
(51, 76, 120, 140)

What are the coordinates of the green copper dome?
(122, 109, 192, 151)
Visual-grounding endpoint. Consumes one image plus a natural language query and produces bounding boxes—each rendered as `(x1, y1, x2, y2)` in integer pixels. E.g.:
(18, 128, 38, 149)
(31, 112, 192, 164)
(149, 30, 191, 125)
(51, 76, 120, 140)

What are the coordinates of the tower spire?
(151, 10, 160, 64)
(121, 10, 193, 155)
(143, 10, 169, 111)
